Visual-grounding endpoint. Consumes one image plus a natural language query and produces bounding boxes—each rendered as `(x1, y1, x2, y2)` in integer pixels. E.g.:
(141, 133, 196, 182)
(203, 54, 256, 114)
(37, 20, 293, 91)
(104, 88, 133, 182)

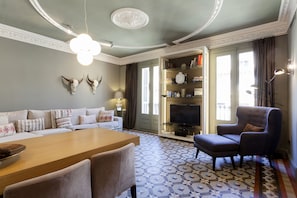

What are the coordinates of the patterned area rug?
(118, 130, 294, 198)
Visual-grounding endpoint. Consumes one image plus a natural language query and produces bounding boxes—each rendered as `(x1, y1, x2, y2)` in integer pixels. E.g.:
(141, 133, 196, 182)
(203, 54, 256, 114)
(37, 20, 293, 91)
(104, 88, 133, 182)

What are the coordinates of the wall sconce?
(114, 91, 124, 111)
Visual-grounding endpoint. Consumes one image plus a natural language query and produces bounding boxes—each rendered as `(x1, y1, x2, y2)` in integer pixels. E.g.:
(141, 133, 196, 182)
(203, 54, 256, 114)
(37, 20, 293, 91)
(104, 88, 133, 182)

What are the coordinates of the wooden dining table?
(0, 128, 140, 194)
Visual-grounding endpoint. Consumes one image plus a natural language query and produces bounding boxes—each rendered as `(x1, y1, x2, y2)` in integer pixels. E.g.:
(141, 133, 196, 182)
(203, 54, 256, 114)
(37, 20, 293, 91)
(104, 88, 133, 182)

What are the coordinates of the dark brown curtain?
(124, 63, 138, 129)
(253, 37, 275, 107)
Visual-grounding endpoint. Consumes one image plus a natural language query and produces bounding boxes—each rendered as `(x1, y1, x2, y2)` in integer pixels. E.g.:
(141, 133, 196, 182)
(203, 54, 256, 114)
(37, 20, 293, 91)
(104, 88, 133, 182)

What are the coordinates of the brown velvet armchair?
(217, 106, 282, 167)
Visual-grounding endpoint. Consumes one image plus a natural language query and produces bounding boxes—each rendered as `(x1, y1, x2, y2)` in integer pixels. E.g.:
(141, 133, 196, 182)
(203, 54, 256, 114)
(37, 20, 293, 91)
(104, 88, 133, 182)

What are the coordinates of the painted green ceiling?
(0, 0, 281, 57)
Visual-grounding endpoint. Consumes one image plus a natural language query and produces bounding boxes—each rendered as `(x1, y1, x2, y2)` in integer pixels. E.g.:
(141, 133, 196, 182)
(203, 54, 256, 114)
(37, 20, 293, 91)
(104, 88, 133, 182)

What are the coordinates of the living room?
(0, 0, 297, 197)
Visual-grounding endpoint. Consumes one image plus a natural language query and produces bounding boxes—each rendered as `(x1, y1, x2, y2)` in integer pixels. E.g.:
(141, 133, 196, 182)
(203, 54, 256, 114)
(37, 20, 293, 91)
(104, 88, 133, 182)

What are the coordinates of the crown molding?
(0, 23, 121, 65)
(120, 20, 290, 65)
(0, 0, 295, 66)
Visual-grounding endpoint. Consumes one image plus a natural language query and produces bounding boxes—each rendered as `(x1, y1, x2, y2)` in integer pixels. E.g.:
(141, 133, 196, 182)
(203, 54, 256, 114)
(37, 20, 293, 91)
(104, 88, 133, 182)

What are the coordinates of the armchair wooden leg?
(240, 156, 244, 168)
(230, 156, 235, 169)
(212, 157, 216, 171)
(195, 148, 199, 158)
(131, 185, 137, 198)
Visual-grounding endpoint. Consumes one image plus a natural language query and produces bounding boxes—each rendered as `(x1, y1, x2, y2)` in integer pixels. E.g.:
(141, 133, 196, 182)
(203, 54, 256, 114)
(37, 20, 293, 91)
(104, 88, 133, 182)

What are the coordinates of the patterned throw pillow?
(0, 123, 16, 137)
(56, 117, 72, 128)
(16, 118, 45, 132)
(79, 114, 97, 124)
(98, 110, 114, 122)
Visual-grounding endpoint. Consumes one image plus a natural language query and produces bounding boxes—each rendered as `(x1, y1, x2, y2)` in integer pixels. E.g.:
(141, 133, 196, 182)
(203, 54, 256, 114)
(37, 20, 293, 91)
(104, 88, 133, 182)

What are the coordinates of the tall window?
(153, 66, 159, 115)
(141, 66, 160, 115)
(216, 55, 231, 120)
(215, 50, 255, 122)
(238, 51, 255, 106)
(141, 67, 149, 114)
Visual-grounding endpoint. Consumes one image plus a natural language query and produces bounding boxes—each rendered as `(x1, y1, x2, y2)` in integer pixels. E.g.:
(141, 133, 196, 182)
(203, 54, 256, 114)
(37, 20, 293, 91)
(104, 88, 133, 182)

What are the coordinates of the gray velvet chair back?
(236, 106, 282, 154)
(91, 143, 136, 198)
(4, 159, 92, 198)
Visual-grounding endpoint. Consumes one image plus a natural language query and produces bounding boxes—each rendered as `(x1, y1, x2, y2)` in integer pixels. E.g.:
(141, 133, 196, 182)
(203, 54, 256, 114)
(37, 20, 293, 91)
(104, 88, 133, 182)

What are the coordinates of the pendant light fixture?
(69, 0, 101, 66)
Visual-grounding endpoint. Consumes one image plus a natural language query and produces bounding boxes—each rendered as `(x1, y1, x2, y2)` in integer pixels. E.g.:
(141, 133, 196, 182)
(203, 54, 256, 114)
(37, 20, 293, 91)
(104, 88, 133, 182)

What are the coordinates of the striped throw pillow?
(16, 118, 45, 132)
(56, 117, 72, 128)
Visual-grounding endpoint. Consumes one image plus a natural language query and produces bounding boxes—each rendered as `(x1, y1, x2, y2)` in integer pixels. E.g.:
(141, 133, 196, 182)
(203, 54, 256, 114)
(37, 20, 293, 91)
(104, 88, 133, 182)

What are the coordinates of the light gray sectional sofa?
(0, 107, 123, 143)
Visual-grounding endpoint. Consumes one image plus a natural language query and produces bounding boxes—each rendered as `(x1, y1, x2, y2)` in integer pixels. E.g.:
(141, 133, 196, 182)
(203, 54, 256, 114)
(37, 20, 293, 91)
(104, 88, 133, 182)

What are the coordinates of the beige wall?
(288, 13, 297, 177)
(0, 37, 121, 111)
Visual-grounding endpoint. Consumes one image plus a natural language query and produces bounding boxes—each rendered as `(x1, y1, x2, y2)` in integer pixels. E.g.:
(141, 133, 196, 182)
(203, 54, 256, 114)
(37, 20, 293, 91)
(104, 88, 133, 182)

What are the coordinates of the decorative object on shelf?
(114, 90, 124, 111)
(197, 54, 203, 66)
(181, 88, 186, 97)
(61, 76, 83, 95)
(166, 62, 173, 69)
(194, 88, 203, 96)
(166, 78, 172, 84)
(184, 73, 188, 84)
(181, 63, 187, 70)
(69, 0, 101, 66)
(193, 76, 203, 82)
(190, 57, 197, 68)
(175, 72, 185, 84)
(166, 91, 172, 97)
(86, 75, 102, 94)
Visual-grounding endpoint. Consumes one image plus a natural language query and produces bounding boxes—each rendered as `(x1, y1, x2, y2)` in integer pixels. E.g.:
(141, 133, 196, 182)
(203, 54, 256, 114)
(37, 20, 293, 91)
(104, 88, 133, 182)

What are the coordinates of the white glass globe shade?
(90, 40, 101, 55)
(77, 33, 92, 42)
(70, 37, 80, 53)
(70, 34, 93, 54)
(77, 53, 93, 66)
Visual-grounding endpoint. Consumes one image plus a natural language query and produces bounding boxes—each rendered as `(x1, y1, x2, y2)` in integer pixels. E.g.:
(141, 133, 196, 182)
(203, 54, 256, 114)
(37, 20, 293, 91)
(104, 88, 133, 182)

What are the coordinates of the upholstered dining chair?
(91, 143, 136, 198)
(3, 159, 92, 198)
(217, 106, 282, 167)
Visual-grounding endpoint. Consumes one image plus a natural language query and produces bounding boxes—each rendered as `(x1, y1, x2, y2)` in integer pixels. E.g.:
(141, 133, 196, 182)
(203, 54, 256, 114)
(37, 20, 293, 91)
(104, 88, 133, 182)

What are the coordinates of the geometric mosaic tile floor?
(118, 130, 295, 198)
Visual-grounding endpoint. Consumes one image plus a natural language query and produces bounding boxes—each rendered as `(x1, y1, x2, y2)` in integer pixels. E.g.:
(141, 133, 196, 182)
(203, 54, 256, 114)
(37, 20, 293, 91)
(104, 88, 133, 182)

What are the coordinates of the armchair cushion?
(242, 123, 264, 132)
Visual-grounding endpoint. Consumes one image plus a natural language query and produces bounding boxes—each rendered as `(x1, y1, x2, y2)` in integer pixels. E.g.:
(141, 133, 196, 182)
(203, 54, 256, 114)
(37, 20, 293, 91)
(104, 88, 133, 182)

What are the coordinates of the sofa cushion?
(0, 115, 8, 125)
(72, 124, 98, 130)
(71, 108, 87, 125)
(97, 122, 116, 130)
(28, 110, 52, 129)
(51, 109, 72, 128)
(16, 118, 45, 132)
(31, 128, 72, 136)
(0, 110, 28, 124)
(98, 110, 114, 122)
(0, 123, 16, 137)
(86, 107, 105, 121)
(0, 132, 42, 143)
(79, 114, 97, 124)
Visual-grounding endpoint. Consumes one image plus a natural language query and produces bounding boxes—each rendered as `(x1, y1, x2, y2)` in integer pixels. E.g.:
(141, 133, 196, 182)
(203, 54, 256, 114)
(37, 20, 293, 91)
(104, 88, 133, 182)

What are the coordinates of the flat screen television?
(170, 104, 200, 126)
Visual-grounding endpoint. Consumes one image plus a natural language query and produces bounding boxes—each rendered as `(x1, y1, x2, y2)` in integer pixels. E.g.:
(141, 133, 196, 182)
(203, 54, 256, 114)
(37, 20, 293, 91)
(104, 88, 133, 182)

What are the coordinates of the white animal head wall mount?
(86, 75, 102, 94)
(61, 75, 83, 95)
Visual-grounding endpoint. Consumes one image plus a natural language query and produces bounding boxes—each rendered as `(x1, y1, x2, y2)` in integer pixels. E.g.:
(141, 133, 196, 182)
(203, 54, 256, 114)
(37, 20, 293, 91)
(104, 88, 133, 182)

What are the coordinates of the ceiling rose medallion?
(111, 8, 149, 29)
